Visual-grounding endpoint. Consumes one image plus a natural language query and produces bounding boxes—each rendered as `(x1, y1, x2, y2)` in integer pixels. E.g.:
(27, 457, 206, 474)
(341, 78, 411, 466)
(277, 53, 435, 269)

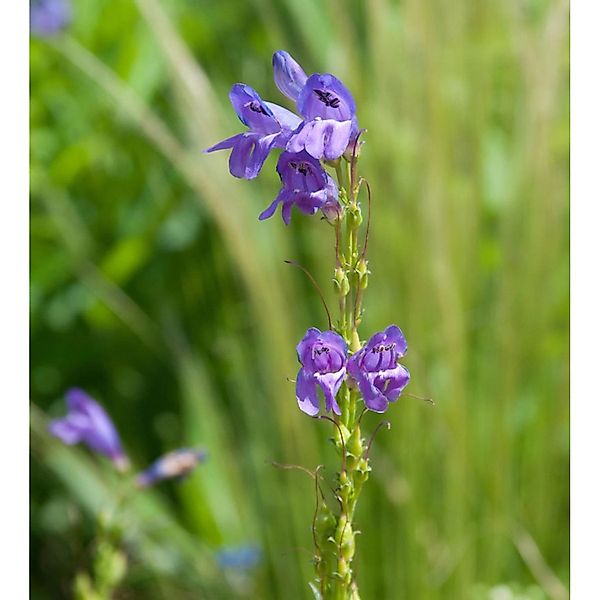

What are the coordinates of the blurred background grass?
(30, 0, 569, 598)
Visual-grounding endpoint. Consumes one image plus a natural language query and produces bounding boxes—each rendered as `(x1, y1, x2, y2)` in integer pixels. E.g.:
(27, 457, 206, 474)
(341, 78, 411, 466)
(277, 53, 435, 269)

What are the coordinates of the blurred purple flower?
(204, 84, 301, 179)
(135, 448, 207, 488)
(49, 388, 129, 471)
(272, 50, 308, 102)
(348, 325, 410, 413)
(296, 328, 348, 416)
(217, 545, 262, 570)
(258, 150, 339, 224)
(30, 0, 71, 38)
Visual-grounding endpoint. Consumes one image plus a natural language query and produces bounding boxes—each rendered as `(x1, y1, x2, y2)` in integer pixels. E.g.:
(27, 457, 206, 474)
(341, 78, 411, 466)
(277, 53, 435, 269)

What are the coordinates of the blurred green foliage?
(30, 0, 569, 598)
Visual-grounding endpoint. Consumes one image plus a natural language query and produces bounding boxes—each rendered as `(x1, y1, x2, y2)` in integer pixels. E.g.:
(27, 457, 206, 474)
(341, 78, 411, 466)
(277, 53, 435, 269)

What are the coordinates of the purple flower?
(295, 328, 348, 416)
(135, 448, 207, 488)
(204, 84, 301, 179)
(49, 388, 129, 471)
(272, 50, 308, 101)
(258, 150, 339, 224)
(287, 73, 358, 161)
(348, 325, 410, 413)
(30, 0, 71, 38)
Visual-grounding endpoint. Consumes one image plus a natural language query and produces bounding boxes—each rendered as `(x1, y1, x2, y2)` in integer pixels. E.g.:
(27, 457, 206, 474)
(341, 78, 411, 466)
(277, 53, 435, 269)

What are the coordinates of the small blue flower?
(135, 448, 207, 487)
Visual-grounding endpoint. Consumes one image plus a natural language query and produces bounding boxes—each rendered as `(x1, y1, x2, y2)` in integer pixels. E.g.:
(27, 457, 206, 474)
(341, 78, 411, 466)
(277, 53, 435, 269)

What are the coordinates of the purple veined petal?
(296, 328, 323, 367)
(380, 365, 410, 402)
(287, 119, 353, 161)
(228, 133, 279, 179)
(292, 190, 328, 217)
(264, 102, 303, 132)
(298, 73, 356, 122)
(272, 50, 308, 101)
(357, 373, 389, 413)
(229, 84, 280, 135)
(383, 325, 408, 356)
(318, 330, 348, 356)
(277, 150, 327, 192)
(315, 370, 345, 415)
(296, 369, 320, 416)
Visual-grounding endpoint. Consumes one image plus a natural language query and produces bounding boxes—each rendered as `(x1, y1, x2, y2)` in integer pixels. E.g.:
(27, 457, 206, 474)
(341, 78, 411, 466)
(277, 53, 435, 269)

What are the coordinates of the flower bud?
(356, 258, 369, 290)
(348, 207, 362, 229)
(343, 134, 364, 162)
(348, 427, 363, 459)
(315, 503, 336, 543)
(333, 267, 350, 297)
(321, 200, 343, 224)
(272, 50, 308, 101)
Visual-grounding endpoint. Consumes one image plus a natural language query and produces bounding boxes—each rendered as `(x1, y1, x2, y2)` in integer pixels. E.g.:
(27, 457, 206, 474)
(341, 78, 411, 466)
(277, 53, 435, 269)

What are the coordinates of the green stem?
(318, 155, 368, 600)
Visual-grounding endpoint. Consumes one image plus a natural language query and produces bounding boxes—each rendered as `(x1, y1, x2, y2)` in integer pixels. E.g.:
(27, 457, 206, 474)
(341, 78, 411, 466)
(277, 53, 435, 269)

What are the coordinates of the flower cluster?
(296, 325, 410, 415)
(205, 51, 359, 224)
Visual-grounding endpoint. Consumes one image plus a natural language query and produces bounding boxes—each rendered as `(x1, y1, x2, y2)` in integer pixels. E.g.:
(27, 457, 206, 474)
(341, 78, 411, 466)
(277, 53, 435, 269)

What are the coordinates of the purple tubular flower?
(348, 325, 410, 413)
(287, 73, 358, 161)
(295, 328, 348, 416)
(272, 50, 308, 101)
(49, 388, 129, 471)
(30, 0, 71, 37)
(204, 84, 301, 180)
(135, 448, 207, 488)
(258, 150, 339, 224)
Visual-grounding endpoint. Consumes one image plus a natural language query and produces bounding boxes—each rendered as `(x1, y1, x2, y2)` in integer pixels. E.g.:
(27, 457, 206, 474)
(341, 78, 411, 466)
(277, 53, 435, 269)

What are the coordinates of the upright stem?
(315, 155, 370, 600)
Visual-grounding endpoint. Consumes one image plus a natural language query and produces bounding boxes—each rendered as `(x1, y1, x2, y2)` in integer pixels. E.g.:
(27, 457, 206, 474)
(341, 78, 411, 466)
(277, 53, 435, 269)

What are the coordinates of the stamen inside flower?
(371, 343, 396, 354)
(246, 101, 269, 115)
(314, 89, 341, 108)
(289, 161, 311, 176)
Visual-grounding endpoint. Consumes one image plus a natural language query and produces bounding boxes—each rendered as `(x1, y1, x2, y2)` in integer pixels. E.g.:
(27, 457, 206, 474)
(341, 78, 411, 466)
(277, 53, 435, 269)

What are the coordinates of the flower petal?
(383, 325, 408, 356)
(315, 369, 345, 415)
(287, 119, 353, 161)
(357, 374, 389, 413)
(228, 133, 278, 179)
(296, 369, 320, 416)
(204, 133, 243, 153)
(273, 50, 308, 101)
(298, 73, 356, 121)
(229, 84, 280, 135)
(380, 365, 410, 402)
(48, 417, 85, 445)
(264, 102, 303, 131)
(259, 188, 292, 221)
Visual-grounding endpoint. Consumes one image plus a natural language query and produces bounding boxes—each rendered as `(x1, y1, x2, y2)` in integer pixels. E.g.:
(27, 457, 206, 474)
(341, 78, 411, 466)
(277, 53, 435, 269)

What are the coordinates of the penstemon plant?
(206, 51, 411, 600)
